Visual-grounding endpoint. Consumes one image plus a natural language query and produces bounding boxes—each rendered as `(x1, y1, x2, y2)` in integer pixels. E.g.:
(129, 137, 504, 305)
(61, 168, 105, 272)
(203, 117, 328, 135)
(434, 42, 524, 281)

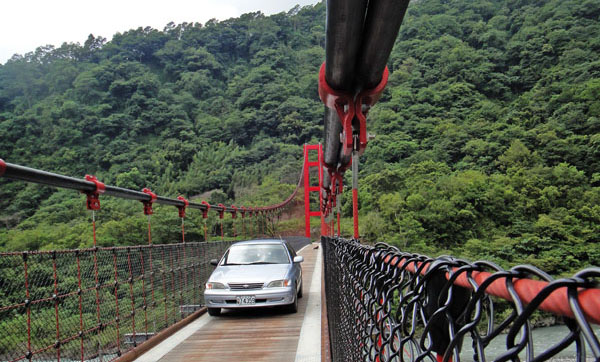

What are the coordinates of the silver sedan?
(204, 239, 304, 316)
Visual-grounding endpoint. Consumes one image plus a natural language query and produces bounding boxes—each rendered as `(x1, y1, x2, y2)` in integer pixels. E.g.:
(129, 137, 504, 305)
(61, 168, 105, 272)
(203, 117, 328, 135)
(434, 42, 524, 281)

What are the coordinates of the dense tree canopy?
(0, 0, 599, 275)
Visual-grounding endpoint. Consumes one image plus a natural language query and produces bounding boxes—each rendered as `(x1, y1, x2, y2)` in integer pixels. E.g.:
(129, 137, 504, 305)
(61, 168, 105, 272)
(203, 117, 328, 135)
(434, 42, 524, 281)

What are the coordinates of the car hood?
(209, 264, 290, 284)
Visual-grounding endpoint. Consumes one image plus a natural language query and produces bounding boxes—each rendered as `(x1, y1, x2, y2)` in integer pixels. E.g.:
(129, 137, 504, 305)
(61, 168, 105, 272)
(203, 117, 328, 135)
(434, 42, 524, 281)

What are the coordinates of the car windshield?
(223, 244, 290, 265)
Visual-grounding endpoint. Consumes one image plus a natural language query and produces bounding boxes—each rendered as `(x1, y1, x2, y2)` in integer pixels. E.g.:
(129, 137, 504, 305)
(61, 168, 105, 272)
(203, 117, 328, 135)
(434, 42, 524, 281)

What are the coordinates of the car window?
(223, 244, 290, 265)
(285, 242, 297, 258)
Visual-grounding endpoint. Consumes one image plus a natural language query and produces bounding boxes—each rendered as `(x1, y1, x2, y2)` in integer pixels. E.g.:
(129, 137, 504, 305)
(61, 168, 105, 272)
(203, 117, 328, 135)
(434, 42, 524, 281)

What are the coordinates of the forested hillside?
(1, 0, 599, 275)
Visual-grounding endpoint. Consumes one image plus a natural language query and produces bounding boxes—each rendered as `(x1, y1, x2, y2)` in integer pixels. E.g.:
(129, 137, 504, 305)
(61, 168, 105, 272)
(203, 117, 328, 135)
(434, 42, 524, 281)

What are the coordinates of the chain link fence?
(322, 237, 600, 362)
(0, 241, 233, 361)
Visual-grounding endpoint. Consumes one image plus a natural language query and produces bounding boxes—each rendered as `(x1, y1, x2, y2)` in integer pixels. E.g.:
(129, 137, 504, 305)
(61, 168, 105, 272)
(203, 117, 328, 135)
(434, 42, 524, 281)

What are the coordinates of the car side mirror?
(210, 259, 219, 266)
(293, 256, 304, 263)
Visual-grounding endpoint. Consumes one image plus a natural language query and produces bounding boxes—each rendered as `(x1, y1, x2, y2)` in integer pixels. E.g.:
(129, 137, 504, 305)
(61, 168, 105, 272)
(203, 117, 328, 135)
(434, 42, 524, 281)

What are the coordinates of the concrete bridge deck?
(134, 243, 322, 362)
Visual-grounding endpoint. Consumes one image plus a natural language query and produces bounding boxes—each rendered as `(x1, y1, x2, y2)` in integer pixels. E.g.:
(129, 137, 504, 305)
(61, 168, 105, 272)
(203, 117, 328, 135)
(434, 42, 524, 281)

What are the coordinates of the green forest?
(1, 0, 599, 276)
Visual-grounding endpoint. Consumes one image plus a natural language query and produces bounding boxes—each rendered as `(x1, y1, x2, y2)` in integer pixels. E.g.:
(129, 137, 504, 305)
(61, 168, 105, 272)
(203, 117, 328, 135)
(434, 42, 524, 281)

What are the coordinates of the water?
(458, 325, 600, 361)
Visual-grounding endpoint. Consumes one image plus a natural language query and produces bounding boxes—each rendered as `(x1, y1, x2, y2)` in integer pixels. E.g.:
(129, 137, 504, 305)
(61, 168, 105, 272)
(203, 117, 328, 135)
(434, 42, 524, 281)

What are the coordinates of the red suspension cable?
(126, 249, 136, 345)
(23, 254, 31, 361)
(112, 251, 121, 355)
(51, 252, 60, 361)
(75, 253, 84, 362)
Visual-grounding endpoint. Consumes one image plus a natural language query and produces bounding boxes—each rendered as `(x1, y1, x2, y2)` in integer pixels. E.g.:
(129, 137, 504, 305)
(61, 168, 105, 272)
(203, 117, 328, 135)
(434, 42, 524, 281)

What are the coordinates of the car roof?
(231, 239, 287, 246)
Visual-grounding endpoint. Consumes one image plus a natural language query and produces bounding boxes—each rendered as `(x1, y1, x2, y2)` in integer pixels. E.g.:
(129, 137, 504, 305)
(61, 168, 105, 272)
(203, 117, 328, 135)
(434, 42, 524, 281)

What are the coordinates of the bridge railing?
(322, 237, 600, 362)
(0, 241, 233, 362)
(0, 156, 309, 361)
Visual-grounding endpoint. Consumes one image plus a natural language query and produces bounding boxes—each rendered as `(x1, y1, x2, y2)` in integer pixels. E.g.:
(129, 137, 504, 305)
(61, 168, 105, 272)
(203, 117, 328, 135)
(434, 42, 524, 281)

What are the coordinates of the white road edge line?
(297, 242, 313, 254)
(134, 313, 212, 362)
(294, 245, 322, 362)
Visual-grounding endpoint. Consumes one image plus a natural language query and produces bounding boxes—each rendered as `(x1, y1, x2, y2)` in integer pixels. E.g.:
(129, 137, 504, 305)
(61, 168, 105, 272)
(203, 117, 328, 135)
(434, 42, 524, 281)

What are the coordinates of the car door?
(285, 242, 302, 292)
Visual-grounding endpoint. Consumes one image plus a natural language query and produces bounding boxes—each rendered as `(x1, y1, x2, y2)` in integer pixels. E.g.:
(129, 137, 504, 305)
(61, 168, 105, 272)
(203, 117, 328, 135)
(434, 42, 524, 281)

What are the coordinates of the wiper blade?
(247, 261, 278, 265)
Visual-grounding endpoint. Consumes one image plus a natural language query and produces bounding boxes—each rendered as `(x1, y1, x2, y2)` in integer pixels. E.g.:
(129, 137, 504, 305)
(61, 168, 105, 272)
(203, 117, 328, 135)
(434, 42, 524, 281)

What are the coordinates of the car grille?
(228, 282, 264, 290)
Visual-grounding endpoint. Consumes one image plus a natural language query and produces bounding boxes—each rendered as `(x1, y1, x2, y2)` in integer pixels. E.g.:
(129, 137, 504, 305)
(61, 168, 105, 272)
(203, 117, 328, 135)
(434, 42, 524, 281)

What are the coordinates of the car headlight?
(267, 279, 291, 288)
(205, 282, 226, 289)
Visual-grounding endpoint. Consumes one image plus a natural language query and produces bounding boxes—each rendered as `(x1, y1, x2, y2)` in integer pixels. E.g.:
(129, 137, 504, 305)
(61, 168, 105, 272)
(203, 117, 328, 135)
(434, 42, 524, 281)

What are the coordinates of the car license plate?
(236, 296, 256, 305)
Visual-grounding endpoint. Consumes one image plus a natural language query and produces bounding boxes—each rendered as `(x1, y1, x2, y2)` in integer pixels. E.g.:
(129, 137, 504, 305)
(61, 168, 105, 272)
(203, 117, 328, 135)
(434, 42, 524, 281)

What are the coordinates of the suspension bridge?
(1, 0, 599, 361)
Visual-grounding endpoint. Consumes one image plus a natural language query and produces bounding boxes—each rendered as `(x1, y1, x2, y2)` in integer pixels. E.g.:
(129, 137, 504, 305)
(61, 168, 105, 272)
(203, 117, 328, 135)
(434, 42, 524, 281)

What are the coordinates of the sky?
(0, 0, 320, 64)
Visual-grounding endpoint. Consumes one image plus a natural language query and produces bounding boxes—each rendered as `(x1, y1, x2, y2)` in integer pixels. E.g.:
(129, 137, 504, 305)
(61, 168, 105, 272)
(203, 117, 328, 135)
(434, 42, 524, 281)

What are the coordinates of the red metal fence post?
(23, 253, 32, 361)
(160, 248, 168, 328)
(51, 252, 61, 361)
(169, 248, 176, 324)
(138, 248, 149, 344)
(176, 197, 189, 311)
(126, 249, 137, 346)
(112, 250, 121, 356)
(76, 252, 84, 362)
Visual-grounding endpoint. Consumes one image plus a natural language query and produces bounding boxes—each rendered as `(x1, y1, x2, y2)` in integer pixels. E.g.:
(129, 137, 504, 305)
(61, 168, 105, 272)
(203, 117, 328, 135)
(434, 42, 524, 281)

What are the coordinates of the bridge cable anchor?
(142, 188, 157, 245)
(141, 188, 157, 215)
(176, 196, 189, 218)
(177, 196, 189, 243)
(83, 175, 105, 211)
(317, 62, 389, 160)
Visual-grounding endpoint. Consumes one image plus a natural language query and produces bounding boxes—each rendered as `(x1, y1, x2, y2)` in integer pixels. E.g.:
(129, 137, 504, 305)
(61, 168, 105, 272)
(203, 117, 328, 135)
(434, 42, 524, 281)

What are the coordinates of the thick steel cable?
(0, 157, 305, 223)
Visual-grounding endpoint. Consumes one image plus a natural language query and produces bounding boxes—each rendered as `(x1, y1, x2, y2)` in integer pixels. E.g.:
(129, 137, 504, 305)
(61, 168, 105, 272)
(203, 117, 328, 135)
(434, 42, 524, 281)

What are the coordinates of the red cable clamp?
(354, 67, 388, 148)
(318, 62, 389, 158)
(201, 201, 210, 218)
(327, 172, 344, 215)
(0, 159, 6, 177)
(84, 175, 105, 210)
(330, 181, 337, 208)
(177, 196, 189, 218)
(241, 206, 247, 218)
(217, 204, 225, 219)
(230, 205, 238, 219)
(142, 188, 157, 215)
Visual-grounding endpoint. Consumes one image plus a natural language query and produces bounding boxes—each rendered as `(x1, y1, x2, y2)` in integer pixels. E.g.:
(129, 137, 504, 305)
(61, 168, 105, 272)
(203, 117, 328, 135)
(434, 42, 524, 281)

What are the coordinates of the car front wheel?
(207, 307, 221, 316)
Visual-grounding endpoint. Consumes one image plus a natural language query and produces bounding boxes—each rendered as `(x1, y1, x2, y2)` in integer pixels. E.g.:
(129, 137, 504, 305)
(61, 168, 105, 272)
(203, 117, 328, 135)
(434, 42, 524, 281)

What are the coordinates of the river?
(458, 325, 600, 361)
